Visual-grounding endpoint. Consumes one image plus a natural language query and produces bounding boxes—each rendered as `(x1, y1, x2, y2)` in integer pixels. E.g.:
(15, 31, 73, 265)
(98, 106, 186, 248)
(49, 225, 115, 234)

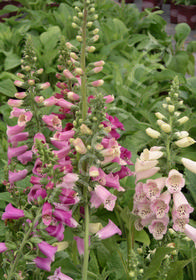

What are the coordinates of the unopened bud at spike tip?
(146, 128, 161, 139)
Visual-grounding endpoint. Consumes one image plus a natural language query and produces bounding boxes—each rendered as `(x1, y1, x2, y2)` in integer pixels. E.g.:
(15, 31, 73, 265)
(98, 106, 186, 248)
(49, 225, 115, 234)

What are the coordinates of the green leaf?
(40, 26, 61, 51)
(185, 169, 196, 203)
(166, 259, 193, 280)
(4, 53, 21, 71)
(174, 23, 191, 47)
(0, 5, 19, 16)
(134, 229, 150, 246)
(143, 247, 174, 280)
(0, 192, 16, 205)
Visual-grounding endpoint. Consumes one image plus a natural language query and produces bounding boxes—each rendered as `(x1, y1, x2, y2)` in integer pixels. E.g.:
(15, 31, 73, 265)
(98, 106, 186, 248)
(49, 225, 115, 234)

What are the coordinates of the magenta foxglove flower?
(56, 99, 74, 109)
(114, 166, 133, 179)
(9, 169, 28, 184)
(67, 91, 80, 101)
(2, 203, 25, 220)
(90, 185, 117, 211)
(148, 215, 169, 240)
(150, 191, 171, 218)
(17, 150, 33, 165)
(136, 201, 154, 219)
(38, 241, 57, 261)
(42, 115, 62, 131)
(7, 125, 25, 137)
(143, 177, 166, 201)
(18, 111, 33, 126)
(28, 185, 47, 203)
(59, 173, 79, 189)
(103, 95, 114, 103)
(63, 69, 75, 80)
(172, 192, 194, 218)
(53, 146, 70, 159)
(9, 107, 26, 118)
(43, 96, 57, 107)
(7, 99, 23, 107)
(42, 202, 53, 226)
(165, 169, 185, 193)
(73, 236, 90, 256)
(96, 220, 122, 239)
(39, 82, 50, 90)
(48, 267, 73, 280)
(184, 224, 196, 248)
(0, 242, 8, 253)
(8, 145, 28, 160)
(53, 130, 75, 141)
(46, 223, 65, 241)
(34, 256, 52, 272)
(89, 166, 99, 177)
(8, 132, 29, 145)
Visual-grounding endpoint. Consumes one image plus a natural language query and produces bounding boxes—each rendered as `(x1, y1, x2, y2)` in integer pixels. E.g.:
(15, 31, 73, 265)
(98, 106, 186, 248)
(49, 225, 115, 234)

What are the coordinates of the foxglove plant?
(133, 77, 196, 244)
(1, 0, 132, 279)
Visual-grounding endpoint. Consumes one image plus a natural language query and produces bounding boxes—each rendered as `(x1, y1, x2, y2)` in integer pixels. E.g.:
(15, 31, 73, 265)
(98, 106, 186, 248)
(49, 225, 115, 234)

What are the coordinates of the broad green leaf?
(4, 53, 21, 71)
(0, 79, 16, 97)
(174, 23, 191, 47)
(40, 26, 61, 51)
(185, 169, 196, 203)
(143, 247, 174, 280)
(166, 259, 193, 280)
(0, 192, 16, 205)
(134, 229, 150, 246)
(0, 5, 19, 16)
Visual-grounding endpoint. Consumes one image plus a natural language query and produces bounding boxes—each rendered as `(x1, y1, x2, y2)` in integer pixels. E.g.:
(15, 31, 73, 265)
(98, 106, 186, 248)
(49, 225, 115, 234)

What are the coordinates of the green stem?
(7, 208, 42, 280)
(165, 116, 173, 173)
(81, 1, 88, 121)
(82, 187, 90, 280)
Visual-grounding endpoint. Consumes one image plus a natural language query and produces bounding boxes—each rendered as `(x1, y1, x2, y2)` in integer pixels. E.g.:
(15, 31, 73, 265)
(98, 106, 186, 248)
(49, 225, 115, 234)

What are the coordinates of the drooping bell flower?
(2, 203, 25, 220)
(172, 192, 194, 219)
(8, 145, 28, 160)
(148, 215, 169, 240)
(38, 241, 57, 261)
(90, 185, 117, 211)
(47, 267, 73, 280)
(9, 169, 28, 184)
(28, 185, 47, 203)
(143, 177, 166, 201)
(150, 191, 171, 219)
(133, 182, 148, 204)
(8, 132, 29, 145)
(46, 223, 65, 241)
(184, 224, 196, 248)
(135, 167, 160, 182)
(42, 114, 62, 131)
(113, 166, 133, 179)
(18, 111, 33, 126)
(165, 169, 185, 193)
(7, 125, 26, 137)
(135, 158, 158, 173)
(71, 138, 87, 154)
(42, 202, 53, 226)
(0, 243, 8, 253)
(96, 219, 122, 239)
(9, 107, 26, 118)
(17, 150, 33, 165)
(34, 257, 52, 272)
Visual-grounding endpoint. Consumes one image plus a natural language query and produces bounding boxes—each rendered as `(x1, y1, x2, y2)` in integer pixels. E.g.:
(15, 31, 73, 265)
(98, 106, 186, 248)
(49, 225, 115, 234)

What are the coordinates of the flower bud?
(87, 21, 93, 27)
(24, 65, 31, 71)
(94, 60, 105, 67)
(70, 52, 78, 60)
(175, 131, 189, 139)
(72, 138, 87, 154)
(63, 69, 75, 80)
(103, 95, 114, 103)
(92, 66, 103, 73)
(76, 35, 82, 42)
(155, 112, 165, 120)
(174, 93, 178, 98)
(15, 92, 27, 99)
(174, 111, 181, 117)
(72, 22, 79, 29)
(177, 116, 189, 125)
(39, 82, 50, 90)
(175, 137, 195, 148)
(90, 7, 95, 13)
(78, 12, 83, 18)
(74, 68, 83, 75)
(181, 157, 196, 174)
(67, 91, 80, 101)
(14, 80, 24, 87)
(37, 68, 44, 74)
(66, 42, 74, 49)
(157, 120, 171, 133)
(87, 46, 96, 52)
(91, 79, 104, 87)
(89, 222, 102, 233)
(28, 79, 35, 86)
(146, 128, 160, 139)
(93, 14, 98, 20)
(34, 96, 44, 103)
(92, 35, 99, 42)
(168, 105, 175, 112)
(73, 16, 79, 22)
(93, 28, 99, 35)
(80, 124, 92, 135)
(17, 73, 25, 79)
(166, 97, 171, 102)
(179, 100, 183, 105)
(7, 99, 23, 107)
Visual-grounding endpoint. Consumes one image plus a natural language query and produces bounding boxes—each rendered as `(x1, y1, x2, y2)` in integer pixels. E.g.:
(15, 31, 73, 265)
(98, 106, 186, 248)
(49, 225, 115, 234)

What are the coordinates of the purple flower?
(46, 223, 65, 241)
(2, 203, 25, 220)
(113, 166, 133, 179)
(96, 220, 122, 239)
(90, 185, 117, 211)
(172, 192, 194, 219)
(150, 191, 171, 219)
(166, 169, 185, 193)
(48, 267, 73, 280)
(9, 169, 28, 184)
(28, 185, 47, 203)
(7, 125, 25, 137)
(17, 150, 33, 165)
(34, 257, 52, 272)
(119, 147, 133, 165)
(38, 241, 57, 261)
(73, 236, 90, 256)
(184, 224, 196, 248)
(0, 242, 8, 253)
(148, 215, 169, 240)
(42, 202, 52, 226)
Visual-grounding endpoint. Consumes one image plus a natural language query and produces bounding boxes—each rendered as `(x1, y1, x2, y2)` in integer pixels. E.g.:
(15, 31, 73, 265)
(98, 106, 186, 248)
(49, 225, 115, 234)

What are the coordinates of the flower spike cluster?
(133, 77, 196, 243)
